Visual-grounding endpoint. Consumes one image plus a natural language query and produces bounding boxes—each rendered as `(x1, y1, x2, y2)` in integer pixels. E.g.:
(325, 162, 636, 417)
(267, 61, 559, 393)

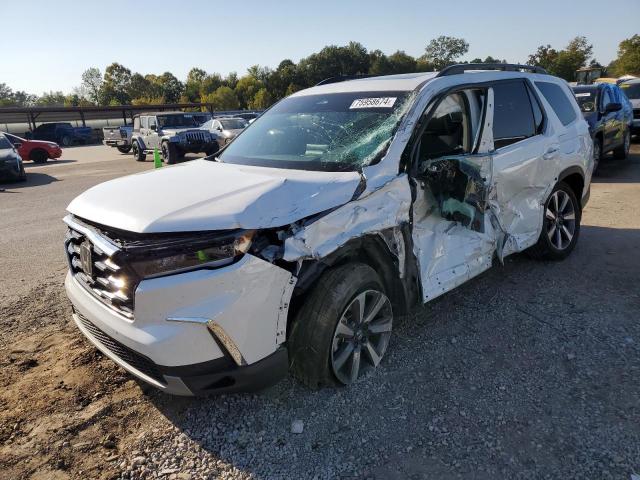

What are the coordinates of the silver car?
(202, 117, 248, 149)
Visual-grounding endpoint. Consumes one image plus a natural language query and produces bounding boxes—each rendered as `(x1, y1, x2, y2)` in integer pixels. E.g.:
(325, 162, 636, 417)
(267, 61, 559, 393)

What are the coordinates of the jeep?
(130, 112, 219, 164)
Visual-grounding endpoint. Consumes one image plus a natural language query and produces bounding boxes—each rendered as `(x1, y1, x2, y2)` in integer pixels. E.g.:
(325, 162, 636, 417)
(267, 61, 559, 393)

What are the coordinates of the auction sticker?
(575, 92, 591, 97)
(350, 97, 397, 109)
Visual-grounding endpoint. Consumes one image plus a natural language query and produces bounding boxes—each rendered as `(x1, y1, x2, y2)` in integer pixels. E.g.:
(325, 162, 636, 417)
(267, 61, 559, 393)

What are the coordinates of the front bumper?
(0, 161, 23, 181)
(65, 254, 295, 395)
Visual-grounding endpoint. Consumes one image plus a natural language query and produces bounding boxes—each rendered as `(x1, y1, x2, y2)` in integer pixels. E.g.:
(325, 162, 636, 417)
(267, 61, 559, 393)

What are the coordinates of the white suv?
(64, 64, 592, 395)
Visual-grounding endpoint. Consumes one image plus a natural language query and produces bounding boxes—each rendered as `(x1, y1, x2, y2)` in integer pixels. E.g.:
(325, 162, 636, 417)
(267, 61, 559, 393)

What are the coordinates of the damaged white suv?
(64, 64, 592, 395)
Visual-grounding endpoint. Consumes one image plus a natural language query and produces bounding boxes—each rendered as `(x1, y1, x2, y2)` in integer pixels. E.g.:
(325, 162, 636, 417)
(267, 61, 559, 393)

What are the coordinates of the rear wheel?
(289, 263, 393, 388)
(30, 149, 48, 163)
(132, 141, 146, 162)
(613, 129, 631, 160)
(528, 182, 581, 260)
(116, 145, 132, 154)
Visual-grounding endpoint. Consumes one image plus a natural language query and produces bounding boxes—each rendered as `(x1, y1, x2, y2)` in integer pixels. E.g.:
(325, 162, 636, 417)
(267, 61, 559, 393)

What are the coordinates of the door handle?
(543, 146, 559, 160)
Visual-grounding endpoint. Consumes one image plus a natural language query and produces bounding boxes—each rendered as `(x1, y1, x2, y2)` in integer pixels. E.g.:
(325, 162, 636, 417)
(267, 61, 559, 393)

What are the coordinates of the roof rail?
(315, 74, 374, 86)
(436, 63, 548, 77)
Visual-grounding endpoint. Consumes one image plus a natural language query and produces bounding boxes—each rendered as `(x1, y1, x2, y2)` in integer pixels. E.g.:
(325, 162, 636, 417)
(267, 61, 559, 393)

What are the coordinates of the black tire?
(527, 182, 581, 261)
(612, 129, 631, 160)
(116, 145, 132, 154)
(132, 141, 146, 162)
(161, 141, 178, 165)
(289, 263, 392, 389)
(18, 164, 27, 182)
(60, 135, 72, 147)
(592, 136, 603, 172)
(30, 149, 48, 163)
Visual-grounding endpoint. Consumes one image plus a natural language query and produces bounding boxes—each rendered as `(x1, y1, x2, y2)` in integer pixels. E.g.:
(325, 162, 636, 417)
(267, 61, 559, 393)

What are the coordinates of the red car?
(4, 132, 62, 163)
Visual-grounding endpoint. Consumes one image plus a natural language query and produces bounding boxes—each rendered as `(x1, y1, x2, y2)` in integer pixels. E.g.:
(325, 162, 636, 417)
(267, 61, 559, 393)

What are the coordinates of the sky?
(2, 0, 639, 94)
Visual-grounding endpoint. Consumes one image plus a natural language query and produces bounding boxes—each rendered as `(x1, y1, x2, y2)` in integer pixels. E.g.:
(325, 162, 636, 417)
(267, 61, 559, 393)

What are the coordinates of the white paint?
(67, 159, 362, 232)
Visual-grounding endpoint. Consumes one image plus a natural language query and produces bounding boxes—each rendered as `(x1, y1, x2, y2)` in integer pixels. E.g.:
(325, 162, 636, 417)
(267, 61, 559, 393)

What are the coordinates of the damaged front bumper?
(65, 253, 295, 395)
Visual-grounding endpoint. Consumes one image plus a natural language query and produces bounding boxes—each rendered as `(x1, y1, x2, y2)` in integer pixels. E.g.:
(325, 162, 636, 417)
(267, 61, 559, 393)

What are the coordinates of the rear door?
(489, 79, 557, 258)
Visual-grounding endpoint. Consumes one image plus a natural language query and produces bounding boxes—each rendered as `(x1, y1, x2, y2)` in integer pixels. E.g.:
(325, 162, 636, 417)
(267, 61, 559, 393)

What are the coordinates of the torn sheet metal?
(378, 227, 407, 279)
(283, 175, 412, 262)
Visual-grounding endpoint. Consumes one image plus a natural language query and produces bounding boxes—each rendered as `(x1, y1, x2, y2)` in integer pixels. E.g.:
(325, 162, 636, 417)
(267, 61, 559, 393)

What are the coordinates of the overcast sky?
(3, 0, 639, 94)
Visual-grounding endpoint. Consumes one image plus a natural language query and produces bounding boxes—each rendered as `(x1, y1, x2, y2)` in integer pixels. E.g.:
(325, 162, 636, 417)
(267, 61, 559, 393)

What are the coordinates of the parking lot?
(1, 144, 639, 479)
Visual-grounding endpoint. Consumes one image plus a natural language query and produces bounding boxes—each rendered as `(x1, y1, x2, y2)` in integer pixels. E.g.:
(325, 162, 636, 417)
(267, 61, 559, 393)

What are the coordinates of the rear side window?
(535, 81, 578, 126)
(492, 81, 536, 149)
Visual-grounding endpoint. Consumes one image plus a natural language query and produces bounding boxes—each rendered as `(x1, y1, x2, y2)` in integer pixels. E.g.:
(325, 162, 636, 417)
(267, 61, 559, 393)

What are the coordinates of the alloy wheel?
(546, 190, 576, 250)
(331, 289, 393, 385)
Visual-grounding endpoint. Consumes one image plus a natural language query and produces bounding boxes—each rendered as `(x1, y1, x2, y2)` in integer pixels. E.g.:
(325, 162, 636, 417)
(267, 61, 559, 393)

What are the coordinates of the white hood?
(66, 160, 361, 233)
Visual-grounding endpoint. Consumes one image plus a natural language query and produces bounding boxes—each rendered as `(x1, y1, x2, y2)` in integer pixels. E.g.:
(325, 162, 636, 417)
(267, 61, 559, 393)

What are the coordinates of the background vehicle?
(4, 132, 62, 163)
(620, 78, 640, 136)
(103, 125, 133, 153)
(64, 66, 593, 396)
(0, 133, 26, 182)
(572, 83, 632, 167)
(27, 122, 92, 146)
(201, 117, 248, 148)
(130, 112, 219, 164)
(192, 112, 213, 125)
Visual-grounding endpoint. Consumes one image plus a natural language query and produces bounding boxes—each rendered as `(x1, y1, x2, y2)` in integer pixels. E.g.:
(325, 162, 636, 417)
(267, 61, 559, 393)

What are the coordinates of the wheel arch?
(287, 225, 421, 334)
(557, 166, 585, 206)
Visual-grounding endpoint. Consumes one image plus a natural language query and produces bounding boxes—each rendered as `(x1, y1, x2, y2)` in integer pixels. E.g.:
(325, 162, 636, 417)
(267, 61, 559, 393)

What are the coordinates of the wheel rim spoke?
(363, 292, 386, 324)
(367, 318, 393, 334)
(364, 342, 382, 367)
(555, 226, 562, 249)
(335, 321, 355, 339)
(333, 342, 354, 370)
(545, 208, 556, 221)
(564, 211, 575, 221)
(559, 193, 569, 213)
(561, 225, 573, 242)
(350, 348, 361, 383)
(547, 223, 557, 242)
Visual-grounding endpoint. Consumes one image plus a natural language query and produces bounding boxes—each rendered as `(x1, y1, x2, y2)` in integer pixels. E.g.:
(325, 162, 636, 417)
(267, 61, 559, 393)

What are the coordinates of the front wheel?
(161, 141, 178, 165)
(289, 263, 394, 388)
(60, 135, 72, 147)
(527, 182, 581, 260)
(612, 129, 631, 160)
(116, 145, 132, 154)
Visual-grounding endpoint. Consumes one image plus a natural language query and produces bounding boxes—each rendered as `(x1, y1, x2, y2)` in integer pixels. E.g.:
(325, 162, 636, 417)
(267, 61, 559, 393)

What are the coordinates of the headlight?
(130, 230, 254, 279)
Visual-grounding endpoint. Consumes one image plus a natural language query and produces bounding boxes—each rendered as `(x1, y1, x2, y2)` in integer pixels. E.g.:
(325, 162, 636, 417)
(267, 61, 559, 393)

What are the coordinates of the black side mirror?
(150, 124, 157, 131)
(14, 142, 22, 149)
(604, 102, 622, 114)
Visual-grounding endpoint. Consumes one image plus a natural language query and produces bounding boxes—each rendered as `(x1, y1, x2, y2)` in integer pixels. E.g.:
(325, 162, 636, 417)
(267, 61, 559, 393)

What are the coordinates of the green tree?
(612, 34, 640, 76)
(528, 37, 593, 81)
(248, 88, 273, 109)
(421, 36, 469, 70)
(298, 41, 370, 85)
(36, 91, 66, 106)
(81, 67, 102, 104)
(101, 63, 132, 105)
(202, 86, 240, 110)
(235, 75, 263, 108)
(200, 74, 224, 96)
(184, 68, 208, 102)
(156, 72, 184, 103)
(128, 73, 153, 100)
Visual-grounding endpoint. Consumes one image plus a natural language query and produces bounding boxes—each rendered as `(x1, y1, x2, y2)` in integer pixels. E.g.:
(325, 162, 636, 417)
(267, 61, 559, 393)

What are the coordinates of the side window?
(148, 117, 157, 130)
(133, 117, 140, 130)
(534, 81, 578, 126)
(492, 81, 536, 149)
(141, 116, 148, 129)
(527, 84, 545, 133)
(417, 92, 473, 162)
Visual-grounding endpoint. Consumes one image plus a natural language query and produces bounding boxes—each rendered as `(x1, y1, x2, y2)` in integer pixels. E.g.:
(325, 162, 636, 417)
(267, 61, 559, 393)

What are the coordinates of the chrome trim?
(166, 316, 210, 324)
(63, 214, 119, 256)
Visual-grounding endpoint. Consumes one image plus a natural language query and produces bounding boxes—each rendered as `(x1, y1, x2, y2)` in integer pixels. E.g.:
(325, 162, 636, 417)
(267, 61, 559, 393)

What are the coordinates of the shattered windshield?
(218, 91, 413, 172)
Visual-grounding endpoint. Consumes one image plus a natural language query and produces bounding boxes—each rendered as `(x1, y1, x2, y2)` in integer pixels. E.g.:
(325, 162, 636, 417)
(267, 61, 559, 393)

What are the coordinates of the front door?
(145, 116, 160, 151)
(410, 88, 495, 302)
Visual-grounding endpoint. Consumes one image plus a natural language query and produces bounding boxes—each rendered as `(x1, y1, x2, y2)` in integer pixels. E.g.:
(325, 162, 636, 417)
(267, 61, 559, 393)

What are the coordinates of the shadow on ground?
(0, 172, 58, 190)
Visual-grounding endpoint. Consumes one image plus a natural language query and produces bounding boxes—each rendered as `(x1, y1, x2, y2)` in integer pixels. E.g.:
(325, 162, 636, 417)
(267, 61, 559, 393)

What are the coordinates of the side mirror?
(14, 142, 22, 149)
(604, 102, 622, 114)
(150, 124, 157, 131)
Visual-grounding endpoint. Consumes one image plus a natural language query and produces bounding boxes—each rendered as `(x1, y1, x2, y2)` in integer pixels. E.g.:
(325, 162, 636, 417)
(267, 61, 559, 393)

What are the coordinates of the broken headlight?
(130, 230, 255, 279)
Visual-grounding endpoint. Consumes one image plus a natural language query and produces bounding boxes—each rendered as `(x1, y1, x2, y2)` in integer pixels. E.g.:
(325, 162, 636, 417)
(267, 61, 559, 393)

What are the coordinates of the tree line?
(1, 34, 639, 110)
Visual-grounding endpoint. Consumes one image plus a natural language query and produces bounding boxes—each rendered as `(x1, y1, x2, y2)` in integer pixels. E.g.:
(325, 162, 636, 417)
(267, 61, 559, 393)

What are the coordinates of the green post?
(153, 148, 162, 168)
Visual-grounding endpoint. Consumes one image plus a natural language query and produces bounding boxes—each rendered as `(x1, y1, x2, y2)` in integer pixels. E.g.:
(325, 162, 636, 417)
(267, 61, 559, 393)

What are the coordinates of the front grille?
(65, 227, 135, 318)
(76, 312, 165, 385)
(185, 131, 208, 143)
(633, 109, 640, 120)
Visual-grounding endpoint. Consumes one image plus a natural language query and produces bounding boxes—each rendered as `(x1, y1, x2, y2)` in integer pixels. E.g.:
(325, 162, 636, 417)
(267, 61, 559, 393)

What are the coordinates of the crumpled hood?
(67, 159, 362, 233)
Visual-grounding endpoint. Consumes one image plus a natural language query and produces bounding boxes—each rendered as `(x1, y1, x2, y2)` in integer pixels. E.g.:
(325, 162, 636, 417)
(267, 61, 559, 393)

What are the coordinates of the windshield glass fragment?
(218, 91, 415, 172)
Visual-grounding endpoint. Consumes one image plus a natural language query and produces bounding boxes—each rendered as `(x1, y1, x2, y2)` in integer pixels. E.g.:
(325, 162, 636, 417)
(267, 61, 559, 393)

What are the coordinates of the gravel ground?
(1, 144, 639, 479)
